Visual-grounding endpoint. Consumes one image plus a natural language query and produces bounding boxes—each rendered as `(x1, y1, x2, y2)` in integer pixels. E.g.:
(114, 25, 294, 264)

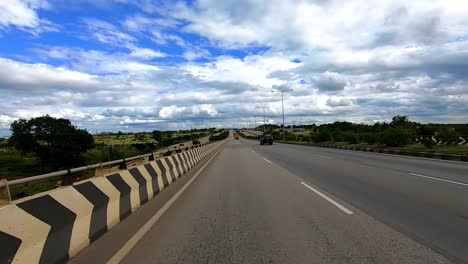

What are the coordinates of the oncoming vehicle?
(260, 134, 273, 145)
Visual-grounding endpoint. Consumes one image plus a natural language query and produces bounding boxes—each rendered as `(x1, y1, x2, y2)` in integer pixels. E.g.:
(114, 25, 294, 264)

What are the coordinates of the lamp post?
(271, 88, 293, 141)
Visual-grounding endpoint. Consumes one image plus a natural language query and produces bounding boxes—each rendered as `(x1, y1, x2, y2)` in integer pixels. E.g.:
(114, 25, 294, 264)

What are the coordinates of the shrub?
(436, 127, 458, 144)
(362, 133, 378, 145)
(343, 132, 359, 144)
(311, 130, 332, 142)
(380, 128, 415, 147)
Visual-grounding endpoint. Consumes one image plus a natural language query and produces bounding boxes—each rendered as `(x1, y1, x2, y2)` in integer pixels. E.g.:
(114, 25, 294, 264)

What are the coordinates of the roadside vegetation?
(241, 116, 468, 156)
(0, 115, 214, 199)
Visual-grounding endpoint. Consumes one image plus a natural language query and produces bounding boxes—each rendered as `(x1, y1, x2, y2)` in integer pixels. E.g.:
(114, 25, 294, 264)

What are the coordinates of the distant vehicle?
(260, 134, 273, 145)
(234, 133, 240, 140)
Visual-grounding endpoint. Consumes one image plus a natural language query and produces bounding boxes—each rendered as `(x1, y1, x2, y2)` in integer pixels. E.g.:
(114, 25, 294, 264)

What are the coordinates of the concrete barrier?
(0, 141, 225, 264)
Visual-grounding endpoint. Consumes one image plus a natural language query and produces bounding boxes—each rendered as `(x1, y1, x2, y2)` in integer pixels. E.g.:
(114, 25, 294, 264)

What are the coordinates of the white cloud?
(129, 47, 166, 60)
(0, 0, 57, 34)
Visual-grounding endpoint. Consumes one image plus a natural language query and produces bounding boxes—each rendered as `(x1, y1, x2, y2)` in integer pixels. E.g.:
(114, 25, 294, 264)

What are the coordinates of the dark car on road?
(260, 134, 273, 145)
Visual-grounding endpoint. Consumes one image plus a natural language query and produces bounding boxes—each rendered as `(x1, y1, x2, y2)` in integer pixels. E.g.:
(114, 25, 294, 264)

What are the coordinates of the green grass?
(0, 149, 58, 200)
(0, 148, 43, 181)
(400, 144, 468, 155)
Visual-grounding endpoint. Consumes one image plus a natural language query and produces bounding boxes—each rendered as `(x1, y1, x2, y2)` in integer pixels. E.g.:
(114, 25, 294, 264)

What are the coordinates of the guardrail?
(0, 142, 210, 203)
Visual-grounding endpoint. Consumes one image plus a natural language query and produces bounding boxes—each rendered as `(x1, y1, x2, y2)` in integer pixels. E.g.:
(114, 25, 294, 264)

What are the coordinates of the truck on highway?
(234, 132, 240, 140)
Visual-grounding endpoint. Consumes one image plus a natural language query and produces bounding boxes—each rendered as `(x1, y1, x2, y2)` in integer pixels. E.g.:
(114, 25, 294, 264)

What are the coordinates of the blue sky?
(1, 0, 468, 136)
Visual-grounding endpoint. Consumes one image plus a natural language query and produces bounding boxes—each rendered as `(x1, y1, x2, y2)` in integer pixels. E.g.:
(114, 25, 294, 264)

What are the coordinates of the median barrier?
(0, 140, 225, 264)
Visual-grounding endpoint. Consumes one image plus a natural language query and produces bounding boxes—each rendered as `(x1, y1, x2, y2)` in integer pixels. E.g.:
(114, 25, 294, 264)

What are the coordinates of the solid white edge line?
(301, 182, 354, 215)
(408, 172, 468, 187)
(263, 157, 272, 164)
(107, 142, 226, 264)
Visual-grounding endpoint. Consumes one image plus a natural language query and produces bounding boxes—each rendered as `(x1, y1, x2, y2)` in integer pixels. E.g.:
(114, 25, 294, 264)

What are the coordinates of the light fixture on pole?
(270, 87, 293, 141)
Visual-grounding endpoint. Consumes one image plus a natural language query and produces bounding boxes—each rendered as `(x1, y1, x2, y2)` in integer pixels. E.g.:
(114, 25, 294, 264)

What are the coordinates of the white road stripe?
(301, 182, 354, 215)
(107, 142, 226, 264)
(250, 150, 256, 154)
(263, 157, 272, 164)
(408, 172, 468, 187)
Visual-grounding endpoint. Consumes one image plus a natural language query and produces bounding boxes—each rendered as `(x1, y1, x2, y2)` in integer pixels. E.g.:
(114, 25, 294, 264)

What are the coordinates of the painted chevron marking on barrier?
(180, 152, 190, 172)
(0, 205, 50, 263)
(188, 150, 196, 166)
(144, 163, 161, 195)
(0, 140, 226, 264)
(174, 154, 185, 175)
(48, 188, 94, 257)
(128, 168, 149, 205)
(73, 182, 109, 242)
(0, 231, 22, 264)
(155, 160, 169, 188)
(162, 158, 174, 184)
(17, 195, 76, 264)
(118, 170, 140, 213)
(90, 177, 121, 230)
(150, 161, 165, 192)
(184, 151, 193, 169)
(136, 165, 154, 200)
(196, 147, 202, 161)
(171, 156, 182, 179)
(106, 173, 132, 222)
(167, 156, 179, 180)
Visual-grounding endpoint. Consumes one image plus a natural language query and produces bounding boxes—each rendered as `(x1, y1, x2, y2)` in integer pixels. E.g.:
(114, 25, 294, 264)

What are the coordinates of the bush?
(436, 127, 458, 144)
(421, 136, 436, 149)
(209, 130, 229, 141)
(380, 128, 415, 147)
(362, 133, 378, 145)
(343, 132, 359, 144)
(311, 130, 332, 142)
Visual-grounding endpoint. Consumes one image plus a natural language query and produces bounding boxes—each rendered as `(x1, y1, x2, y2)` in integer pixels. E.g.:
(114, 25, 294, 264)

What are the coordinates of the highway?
(71, 137, 467, 263)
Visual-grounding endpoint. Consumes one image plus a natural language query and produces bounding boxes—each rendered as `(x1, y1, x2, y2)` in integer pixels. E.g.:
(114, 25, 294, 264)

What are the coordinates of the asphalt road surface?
(71, 136, 468, 263)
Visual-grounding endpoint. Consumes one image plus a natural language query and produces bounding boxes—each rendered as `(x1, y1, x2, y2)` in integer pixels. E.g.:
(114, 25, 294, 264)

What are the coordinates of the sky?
(1, 0, 468, 135)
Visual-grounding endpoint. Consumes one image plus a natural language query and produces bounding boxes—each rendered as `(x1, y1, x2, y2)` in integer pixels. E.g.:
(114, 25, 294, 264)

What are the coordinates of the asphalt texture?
(245, 138, 468, 263)
(71, 137, 459, 264)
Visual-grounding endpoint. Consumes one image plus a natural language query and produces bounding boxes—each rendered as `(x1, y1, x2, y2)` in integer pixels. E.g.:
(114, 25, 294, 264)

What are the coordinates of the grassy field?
(94, 133, 156, 145)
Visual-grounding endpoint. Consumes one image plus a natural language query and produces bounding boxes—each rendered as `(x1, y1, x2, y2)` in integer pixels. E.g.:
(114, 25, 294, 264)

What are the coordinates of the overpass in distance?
(67, 131, 468, 264)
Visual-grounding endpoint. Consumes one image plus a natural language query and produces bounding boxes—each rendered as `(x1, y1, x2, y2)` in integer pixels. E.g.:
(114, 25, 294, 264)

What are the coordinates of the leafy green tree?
(10, 115, 94, 169)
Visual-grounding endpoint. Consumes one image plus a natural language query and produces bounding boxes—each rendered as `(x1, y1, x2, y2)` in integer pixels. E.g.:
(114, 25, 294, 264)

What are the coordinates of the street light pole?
(271, 88, 293, 141)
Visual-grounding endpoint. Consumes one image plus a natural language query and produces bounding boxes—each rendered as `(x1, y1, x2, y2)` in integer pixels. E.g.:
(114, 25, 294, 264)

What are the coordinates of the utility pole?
(271, 87, 293, 141)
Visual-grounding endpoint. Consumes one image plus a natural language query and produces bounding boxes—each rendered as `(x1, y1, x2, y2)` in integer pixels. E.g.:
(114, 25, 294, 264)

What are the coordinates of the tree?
(10, 115, 94, 169)
(152, 130, 163, 145)
(390, 115, 413, 128)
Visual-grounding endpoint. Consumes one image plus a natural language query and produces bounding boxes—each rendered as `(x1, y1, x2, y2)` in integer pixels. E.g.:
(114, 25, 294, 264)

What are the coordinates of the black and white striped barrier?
(0, 141, 224, 264)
